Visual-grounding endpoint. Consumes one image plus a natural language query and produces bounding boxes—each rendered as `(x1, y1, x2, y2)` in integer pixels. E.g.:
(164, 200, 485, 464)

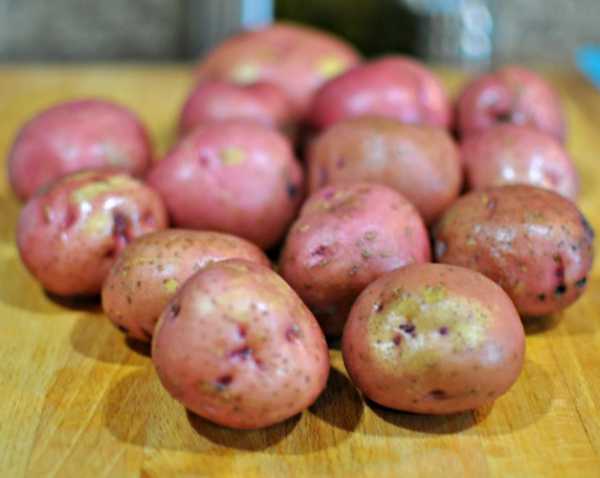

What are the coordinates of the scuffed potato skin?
(8, 99, 152, 201)
(147, 120, 303, 250)
(17, 170, 167, 296)
(462, 124, 578, 200)
(308, 56, 451, 131)
(456, 66, 565, 142)
(433, 185, 594, 316)
(280, 183, 431, 336)
(195, 22, 361, 116)
(152, 259, 330, 430)
(179, 81, 295, 137)
(102, 230, 271, 342)
(307, 116, 461, 224)
(342, 263, 525, 414)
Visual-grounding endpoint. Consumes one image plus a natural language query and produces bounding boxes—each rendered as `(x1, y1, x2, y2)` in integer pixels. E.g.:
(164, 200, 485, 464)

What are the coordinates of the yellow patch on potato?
(83, 211, 112, 236)
(230, 63, 260, 84)
(317, 56, 346, 79)
(71, 174, 135, 204)
(220, 146, 246, 166)
(163, 278, 179, 293)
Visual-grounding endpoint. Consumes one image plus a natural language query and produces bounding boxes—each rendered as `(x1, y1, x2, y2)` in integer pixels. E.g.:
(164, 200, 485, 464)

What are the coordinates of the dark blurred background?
(0, 0, 599, 66)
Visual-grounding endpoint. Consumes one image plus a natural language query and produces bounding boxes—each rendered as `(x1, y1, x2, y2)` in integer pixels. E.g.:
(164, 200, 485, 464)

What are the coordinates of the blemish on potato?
(428, 389, 448, 400)
(220, 146, 246, 166)
(575, 277, 587, 288)
(165, 302, 181, 322)
(231, 62, 260, 84)
(163, 278, 178, 293)
(215, 374, 233, 391)
(287, 183, 299, 199)
(364, 230, 377, 241)
(434, 240, 447, 258)
(285, 324, 302, 342)
(317, 56, 346, 78)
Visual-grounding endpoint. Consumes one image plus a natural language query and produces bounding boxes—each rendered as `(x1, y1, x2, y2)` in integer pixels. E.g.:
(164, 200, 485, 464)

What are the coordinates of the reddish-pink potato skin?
(307, 117, 461, 224)
(147, 120, 303, 249)
(434, 185, 594, 316)
(195, 22, 361, 116)
(17, 170, 168, 296)
(342, 263, 525, 414)
(152, 259, 330, 429)
(102, 230, 271, 342)
(462, 125, 578, 200)
(456, 66, 565, 141)
(308, 56, 451, 130)
(280, 183, 431, 336)
(8, 99, 152, 200)
(179, 81, 295, 137)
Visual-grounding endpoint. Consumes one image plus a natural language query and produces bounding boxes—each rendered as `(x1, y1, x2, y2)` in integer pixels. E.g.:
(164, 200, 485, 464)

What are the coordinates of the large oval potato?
(179, 80, 295, 137)
(462, 124, 578, 200)
(308, 56, 451, 130)
(102, 230, 271, 342)
(433, 185, 594, 316)
(195, 22, 361, 116)
(307, 117, 461, 224)
(456, 66, 565, 141)
(342, 263, 525, 414)
(147, 120, 303, 249)
(152, 259, 330, 429)
(17, 170, 168, 296)
(8, 99, 152, 200)
(280, 182, 430, 336)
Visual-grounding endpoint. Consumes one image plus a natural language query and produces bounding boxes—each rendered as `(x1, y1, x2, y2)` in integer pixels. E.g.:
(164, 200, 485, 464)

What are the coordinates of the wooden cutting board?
(0, 65, 599, 478)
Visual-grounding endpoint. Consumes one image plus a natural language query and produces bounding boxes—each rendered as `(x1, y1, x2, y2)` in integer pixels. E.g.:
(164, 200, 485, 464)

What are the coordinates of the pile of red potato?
(9, 23, 594, 429)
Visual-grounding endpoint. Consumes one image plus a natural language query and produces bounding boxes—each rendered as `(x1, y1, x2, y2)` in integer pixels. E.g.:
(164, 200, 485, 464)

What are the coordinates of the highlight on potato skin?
(342, 263, 525, 414)
(280, 182, 431, 337)
(433, 185, 594, 317)
(151, 259, 330, 430)
(16, 170, 168, 297)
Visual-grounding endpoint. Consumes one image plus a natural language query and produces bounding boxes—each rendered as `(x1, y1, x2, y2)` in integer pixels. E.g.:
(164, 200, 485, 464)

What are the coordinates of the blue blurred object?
(576, 45, 600, 90)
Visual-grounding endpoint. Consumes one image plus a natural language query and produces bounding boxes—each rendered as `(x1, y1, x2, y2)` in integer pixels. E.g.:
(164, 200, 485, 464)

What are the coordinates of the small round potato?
(152, 259, 330, 429)
(147, 120, 303, 249)
(17, 170, 168, 296)
(307, 117, 461, 224)
(280, 183, 431, 336)
(434, 185, 594, 316)
(462, 125, 578, 200)
(342, 263, 525, 414)
(308, 56, 451, 130)
(179, 80, 295, 137)
(8, 99, 152, 200)
(195, 22, 361, 115)
(456, 66, 565, 141)
(102, 230, 270, 342)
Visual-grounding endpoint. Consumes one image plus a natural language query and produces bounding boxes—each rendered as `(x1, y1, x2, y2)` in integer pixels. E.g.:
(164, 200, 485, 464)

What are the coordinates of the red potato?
(462, 124, 578, 200)
(433, 185, 594, 316)
(179, 80, 295, 137)
(147, 120, 303, 249)
(308, 56, 452, 131)
(342, 263, 525, 414)
(456, 65, 565, 141)
(280, 183, 431, 336)
(102, 230, 270, 342)
(152, 259, 330, 429)
(307, 117, 461, 224)
(8, 99, 152, 201)
(195, 22, 361, 116)
(17, 170, 167, 296)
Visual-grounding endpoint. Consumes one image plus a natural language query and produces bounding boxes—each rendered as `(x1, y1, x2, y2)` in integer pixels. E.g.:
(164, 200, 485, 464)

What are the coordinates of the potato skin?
(433, 185, 594, 316)
(342, 263, 525, 414)
(462, 125, 578, 200)
(308, 56, 451, 130)
(147, 120, 303, 249)
(195, 22, 361, 116)
(152, 259, 330, 429)
(8, 99, 152, 200)
(102, 230, 271, 342)
(179, 80, 295, 137)
(17, 170, 168, 296)
(307, 117, 461, 224)
(456, 66, 565, 141)
(280, 183, 431, 336)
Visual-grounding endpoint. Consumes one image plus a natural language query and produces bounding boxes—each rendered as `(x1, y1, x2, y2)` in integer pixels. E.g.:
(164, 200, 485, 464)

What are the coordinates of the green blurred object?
(275, 0, 419, 57)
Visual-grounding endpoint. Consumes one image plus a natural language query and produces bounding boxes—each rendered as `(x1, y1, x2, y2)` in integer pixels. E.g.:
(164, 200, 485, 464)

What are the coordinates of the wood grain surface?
(0, 65, 599, 478)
